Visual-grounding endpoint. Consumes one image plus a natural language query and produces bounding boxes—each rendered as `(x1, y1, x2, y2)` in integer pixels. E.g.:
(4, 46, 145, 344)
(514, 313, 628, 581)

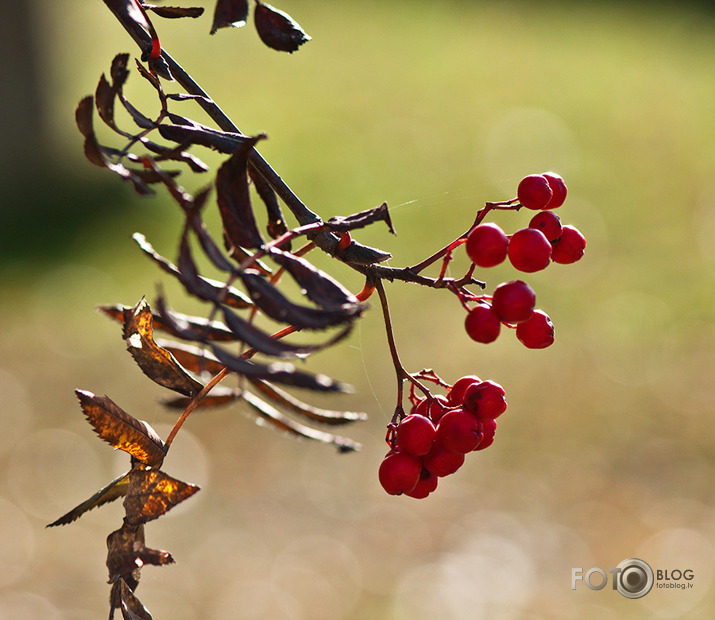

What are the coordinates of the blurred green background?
(2, 1, 715, 618)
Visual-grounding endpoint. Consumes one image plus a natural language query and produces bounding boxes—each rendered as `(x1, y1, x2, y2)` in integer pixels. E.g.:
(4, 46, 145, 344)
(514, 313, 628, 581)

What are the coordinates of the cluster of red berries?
(464, 279, 553, 348)
(465, 172, 586, 273)
(463, 172, 585, 348)
(379, 376, 506, 498)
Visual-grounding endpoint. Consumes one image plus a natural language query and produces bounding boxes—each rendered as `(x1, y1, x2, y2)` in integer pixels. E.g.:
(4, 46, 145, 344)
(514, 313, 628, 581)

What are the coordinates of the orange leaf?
(76, 390, 167, 467)
(123, 468, 200, 525)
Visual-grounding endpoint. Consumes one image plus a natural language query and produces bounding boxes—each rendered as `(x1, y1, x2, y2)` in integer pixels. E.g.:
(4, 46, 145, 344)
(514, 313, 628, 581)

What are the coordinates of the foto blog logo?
(571, 558, 695, 599)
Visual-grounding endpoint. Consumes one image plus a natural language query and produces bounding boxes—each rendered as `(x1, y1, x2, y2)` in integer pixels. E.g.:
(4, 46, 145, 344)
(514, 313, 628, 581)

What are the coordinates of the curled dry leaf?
(123, 468, 200, 525)
(145, 5, 204, 19)
(215, 136, 266, 250)
(254, 2, 311, 53)
(269, 248, 360, 309)
(46, 471, 130, 527)
(249, 378, 367, 426)
(107, 522, 146, 591)
(76, 390, 167, 467)
(110, 577, 154, 620)
(211, 0, 249, 34)
(240, 270, 364, 329)
(241, 390, 360, 452)
(122, 297, 205, 396)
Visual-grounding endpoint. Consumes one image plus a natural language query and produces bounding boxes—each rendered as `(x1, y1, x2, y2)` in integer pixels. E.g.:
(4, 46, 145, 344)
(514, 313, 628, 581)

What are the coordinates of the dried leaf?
(242, 390, 360, 452)
(215, 136, 266, 249)
(254, 2, 311, 53)
(123, 468, 200, 525)
(249, 166, 288, 239)
(122, 297, 205, 396)
(269, 248, 361, 309)
(110, 53, 131, 90)
(133, 233, 251, 307)
(75, 96, 152, 194)
(211, 0, 249, 34)
(158, 122, 250, 153)
(100, 303, 238, 342)
(210, 343, 350, 393)
(155, 340, 225, 375)
(96, 74, 120, 131)
(240, 270, 364, 329)
(107, 523, 146, 590)
(46, 471, 130, 527)
(162, 385, 240, 410)
(220, 305, 352, 358)
(326, 202, 395, 234)
(145, 5, 204, 19)
(110, 578, 154, 620)
(76, 390, 167, 467)
(249, 379, 367, 426)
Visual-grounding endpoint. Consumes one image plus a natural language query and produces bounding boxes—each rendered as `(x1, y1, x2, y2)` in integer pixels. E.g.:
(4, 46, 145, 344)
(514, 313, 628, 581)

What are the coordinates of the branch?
(102, 0, 390, 266)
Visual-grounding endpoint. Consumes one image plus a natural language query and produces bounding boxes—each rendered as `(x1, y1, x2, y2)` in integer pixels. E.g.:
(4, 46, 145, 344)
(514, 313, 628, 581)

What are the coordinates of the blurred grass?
(2, 0, 715, 618)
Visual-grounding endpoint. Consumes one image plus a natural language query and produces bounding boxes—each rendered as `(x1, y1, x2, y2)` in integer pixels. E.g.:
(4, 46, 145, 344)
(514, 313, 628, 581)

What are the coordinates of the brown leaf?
(254, 2, 311, 53)
(122, 297, 205, 396)
(107, 523, 146, 590)
(76, 390, 167, 467)
(162, 385, 240, 410)
(110, 578, 154, 620)
(211, 0, 249, 34)
(145, 5, 204, 19)
(215, 136, 266, 250)
(46, 471, 130, 527)
(241, 391, 360, 452)
(154, 340, 225, 375)
(248, 166, 288, 240)
(123, 468, 200, 525)
(249, 379, 367, 426)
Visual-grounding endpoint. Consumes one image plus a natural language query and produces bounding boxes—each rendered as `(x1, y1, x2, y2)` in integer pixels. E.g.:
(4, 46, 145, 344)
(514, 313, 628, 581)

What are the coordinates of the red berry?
(436, 408, 483, 453)
(516, 309, 554, 349)
(396, 414, 437, 456)
(423, 440, 465, 477)
(412, 395, 450, 423)
(404, 470, 439, 499)
(378, 451, 421, 495)
(508, 228, 552, 273)
(517, 174, 553, 210)
(465, 223, 508, 268)
(491, 280, 536, 324)
(542, 172, 567, 209)
(464, 304, 501, 344)
(528, 211, 562, 242)
(447, 375, 481, 406)
(463, 380, 507, 421)
(551, 225, 586, 264)
(475, 419, 497, 451)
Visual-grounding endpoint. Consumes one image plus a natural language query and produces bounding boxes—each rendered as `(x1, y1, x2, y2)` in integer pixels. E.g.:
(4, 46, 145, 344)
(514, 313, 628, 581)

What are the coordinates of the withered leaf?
(96, 74, 120, 131)
(211, 0, 249, 34)
(75, 96, 152, 195)
(145, 5, 204, 19)
(155, 340, 225, 376)
(133, 233, 251, 307)
(110, 53, 130, 91)
(110, 578, 154, 620)
(249, 379, 367, 426)
(254, 2, 311, 53)
(120, 93, 156, 130)
(158, 122, 251, 153)
(240, 270, 364, 329)
(46, 471, 130, 527)
(162, 385, 240, 410)
(122, 297, 204, 396)
(242, 390, 360, 452)
(215, 136, 266, 250)
(269, 248, 361, 309)
(107, 522, 146, 590)
(76, 390, 167, 467)
(101, 303, 238, 342)
(220, 305, 353, 358)
(210, 343, 350, 393)
(123, 468, 200, 525)
(248, 166, 288, 240)
(326, 202, 395, 235)
(182, 190, 238, 272)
